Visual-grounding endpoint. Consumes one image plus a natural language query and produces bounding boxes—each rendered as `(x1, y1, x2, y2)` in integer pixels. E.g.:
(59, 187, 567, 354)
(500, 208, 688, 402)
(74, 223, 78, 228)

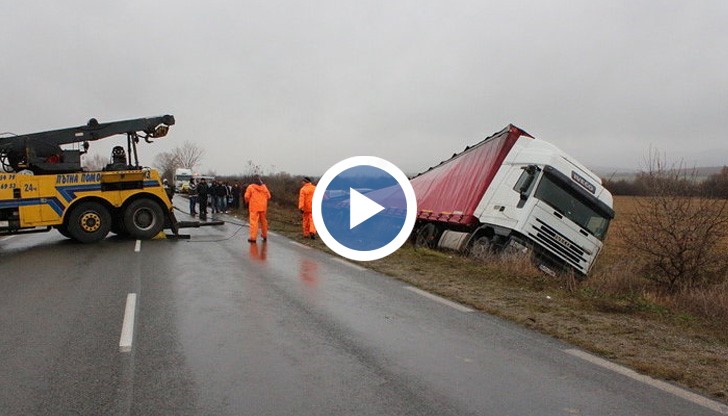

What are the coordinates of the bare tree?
(153, 151, 178, 183)
(152, 142, 205, 182)
(619, 149, 728, 291)
(246, 160, 262, 176)
(83, 153, 108, 171)
(702, 166, 728, 199)
(173, 141, 205, 170)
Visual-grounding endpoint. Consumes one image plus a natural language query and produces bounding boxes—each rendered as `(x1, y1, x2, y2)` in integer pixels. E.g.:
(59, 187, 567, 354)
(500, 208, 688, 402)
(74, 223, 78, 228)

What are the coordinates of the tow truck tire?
(67, 201, 112, 243)
(54, 224, 72, 239)
(123, 199, 164, 240)
(111, 216, 129, 237)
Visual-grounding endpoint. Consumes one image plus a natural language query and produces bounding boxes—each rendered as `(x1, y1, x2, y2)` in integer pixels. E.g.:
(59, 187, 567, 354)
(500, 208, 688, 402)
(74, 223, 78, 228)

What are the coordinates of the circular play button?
(313, 156, 417, 261)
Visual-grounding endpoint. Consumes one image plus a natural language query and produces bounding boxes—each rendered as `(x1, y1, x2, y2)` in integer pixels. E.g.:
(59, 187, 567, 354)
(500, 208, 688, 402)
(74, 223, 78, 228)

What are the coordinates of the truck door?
(17, 178, 43, 227)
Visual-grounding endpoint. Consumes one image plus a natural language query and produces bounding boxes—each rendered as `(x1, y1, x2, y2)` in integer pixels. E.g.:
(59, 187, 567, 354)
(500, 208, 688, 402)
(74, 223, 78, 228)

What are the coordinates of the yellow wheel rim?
(80, 212, 102, 232)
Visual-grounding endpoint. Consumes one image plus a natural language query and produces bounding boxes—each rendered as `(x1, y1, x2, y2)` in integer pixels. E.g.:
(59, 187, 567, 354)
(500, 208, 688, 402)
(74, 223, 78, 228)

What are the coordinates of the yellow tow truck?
(0, 115, 209, 243)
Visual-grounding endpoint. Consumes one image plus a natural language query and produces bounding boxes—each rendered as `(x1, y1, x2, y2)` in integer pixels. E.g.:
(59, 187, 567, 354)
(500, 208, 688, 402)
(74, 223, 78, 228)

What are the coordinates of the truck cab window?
(534, 171, 611, 240)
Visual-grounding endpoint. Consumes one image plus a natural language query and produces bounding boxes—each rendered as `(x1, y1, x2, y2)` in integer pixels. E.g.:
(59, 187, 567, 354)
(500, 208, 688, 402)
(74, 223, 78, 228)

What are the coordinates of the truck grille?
(528, 218, 587, 273)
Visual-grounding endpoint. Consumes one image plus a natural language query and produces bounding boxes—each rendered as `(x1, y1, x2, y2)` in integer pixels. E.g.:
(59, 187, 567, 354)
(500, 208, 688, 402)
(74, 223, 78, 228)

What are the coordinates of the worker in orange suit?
(244, 175, 271, 243)
(298, 177, 317, 239)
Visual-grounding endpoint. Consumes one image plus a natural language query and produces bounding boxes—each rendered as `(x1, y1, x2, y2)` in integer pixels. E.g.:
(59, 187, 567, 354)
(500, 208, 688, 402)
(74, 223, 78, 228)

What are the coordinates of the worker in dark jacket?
(188, 179, 198, 216)
(163, 178, 174, 200)
(197, 178, 209, 220)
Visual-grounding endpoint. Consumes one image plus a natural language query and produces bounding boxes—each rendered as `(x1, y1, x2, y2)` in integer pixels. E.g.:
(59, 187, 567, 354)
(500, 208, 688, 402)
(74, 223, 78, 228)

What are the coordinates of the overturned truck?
(411, 125, 615, 276)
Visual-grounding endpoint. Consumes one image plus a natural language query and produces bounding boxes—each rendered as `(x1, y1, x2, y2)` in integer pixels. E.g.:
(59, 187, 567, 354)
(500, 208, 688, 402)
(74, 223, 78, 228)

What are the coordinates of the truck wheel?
(54, 224, 72, 239)
(414, 223, 439, 248)
(468, 236, 494, 260)
(123, 199, 164, 240)
(111, 216, 129, 237)
(66, 201, 112, 243)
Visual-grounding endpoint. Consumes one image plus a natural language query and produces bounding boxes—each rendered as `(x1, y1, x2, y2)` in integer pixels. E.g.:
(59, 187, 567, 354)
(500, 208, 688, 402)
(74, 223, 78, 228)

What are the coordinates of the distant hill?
(591, 166, 726, 182)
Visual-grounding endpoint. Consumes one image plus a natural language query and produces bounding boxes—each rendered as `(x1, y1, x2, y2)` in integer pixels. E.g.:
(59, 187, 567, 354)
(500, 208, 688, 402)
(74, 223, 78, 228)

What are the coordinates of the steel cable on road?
(172, 205, 249, 243)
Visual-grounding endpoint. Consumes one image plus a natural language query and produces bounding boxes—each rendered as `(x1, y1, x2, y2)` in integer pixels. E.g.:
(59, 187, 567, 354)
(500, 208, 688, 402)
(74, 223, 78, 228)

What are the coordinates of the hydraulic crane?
(0, 115, 212, 242)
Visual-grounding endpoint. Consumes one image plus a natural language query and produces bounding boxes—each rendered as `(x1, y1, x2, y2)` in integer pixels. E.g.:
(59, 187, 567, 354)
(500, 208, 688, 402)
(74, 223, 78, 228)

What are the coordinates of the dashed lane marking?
(119, 294, 137, 353)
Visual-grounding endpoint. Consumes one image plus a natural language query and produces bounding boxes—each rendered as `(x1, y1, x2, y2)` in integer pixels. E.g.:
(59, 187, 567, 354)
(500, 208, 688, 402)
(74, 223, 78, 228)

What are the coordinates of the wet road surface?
(0, 206, 726, 415)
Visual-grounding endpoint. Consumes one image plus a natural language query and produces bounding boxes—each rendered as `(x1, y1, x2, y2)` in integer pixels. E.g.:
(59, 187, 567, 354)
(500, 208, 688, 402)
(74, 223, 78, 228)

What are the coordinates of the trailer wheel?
(123, 199, 164, 239)
(66, 201, 112, 243)
(414, 223, 439, 248)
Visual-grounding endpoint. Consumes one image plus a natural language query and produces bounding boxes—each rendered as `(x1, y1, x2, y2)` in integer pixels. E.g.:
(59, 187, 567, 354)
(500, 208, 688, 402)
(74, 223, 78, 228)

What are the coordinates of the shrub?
(619, 151, 728, 291)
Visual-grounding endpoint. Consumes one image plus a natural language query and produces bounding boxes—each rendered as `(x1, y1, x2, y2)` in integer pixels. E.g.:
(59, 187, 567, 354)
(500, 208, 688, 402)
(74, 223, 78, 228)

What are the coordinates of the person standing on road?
(244, 175, 271, 243)
(210, 181, 221, 213)
(163, 178, 174, 200)
(231, 182, 242, 210)
(197, 178, 209, 221)
(298, 177, 316, 239)
(188, 179, 198, 216)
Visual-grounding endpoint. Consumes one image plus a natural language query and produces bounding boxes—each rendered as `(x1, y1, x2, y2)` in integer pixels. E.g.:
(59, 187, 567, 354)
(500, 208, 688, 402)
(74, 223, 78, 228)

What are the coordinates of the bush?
(619, 151, 728, 291)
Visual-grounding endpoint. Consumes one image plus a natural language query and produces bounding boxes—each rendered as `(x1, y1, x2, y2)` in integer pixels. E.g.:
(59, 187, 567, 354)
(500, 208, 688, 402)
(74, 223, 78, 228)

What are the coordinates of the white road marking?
(289, 241, 311, 250)
(332, 257, 367, 272)
(119, 294, 137, 353)
(564, 348, 728, 414)
(404, 286, 474, 313)
(1, 235, 16, 241)
(134, 240, 141, 252)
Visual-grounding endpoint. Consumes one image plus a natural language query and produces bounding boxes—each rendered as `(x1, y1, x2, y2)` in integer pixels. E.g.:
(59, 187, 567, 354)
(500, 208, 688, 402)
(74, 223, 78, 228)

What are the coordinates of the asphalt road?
(1, 207, 726, 415)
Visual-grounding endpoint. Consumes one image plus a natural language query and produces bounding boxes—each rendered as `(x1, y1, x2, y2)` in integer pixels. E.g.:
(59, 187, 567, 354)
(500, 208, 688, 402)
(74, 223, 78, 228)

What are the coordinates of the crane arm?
(0, 115, 175, 174)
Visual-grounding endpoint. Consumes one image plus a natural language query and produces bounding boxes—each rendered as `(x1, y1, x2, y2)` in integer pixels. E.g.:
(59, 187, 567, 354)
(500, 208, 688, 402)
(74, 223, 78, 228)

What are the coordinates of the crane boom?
(0, 115, 175, 174)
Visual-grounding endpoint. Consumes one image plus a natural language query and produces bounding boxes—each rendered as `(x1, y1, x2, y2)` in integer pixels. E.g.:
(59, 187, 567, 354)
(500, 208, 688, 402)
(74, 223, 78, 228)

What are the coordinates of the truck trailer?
(411, 124, 614, 275)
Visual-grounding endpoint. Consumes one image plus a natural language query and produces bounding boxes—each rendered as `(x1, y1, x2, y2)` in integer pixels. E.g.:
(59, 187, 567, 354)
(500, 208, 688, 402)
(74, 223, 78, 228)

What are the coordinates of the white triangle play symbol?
(349, 188, 385, 229)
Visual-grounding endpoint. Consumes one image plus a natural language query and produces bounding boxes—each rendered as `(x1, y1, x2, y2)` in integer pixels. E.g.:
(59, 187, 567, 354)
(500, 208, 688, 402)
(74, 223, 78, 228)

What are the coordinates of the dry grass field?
(230, 195, 728, 403)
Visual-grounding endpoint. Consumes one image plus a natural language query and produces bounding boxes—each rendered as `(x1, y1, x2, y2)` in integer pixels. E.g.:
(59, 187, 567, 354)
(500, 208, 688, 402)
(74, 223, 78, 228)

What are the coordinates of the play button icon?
(349, 188, 384, 229)
(313, 156, 417, 261)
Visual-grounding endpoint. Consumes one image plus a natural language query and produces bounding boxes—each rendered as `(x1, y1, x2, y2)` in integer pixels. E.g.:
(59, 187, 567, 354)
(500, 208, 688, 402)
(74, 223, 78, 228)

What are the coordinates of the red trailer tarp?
(410, 125, 531, 226)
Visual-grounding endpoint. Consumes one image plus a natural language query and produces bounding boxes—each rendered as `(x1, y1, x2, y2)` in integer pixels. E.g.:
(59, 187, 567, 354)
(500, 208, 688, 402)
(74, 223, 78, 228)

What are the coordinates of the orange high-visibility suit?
(299, 181, 316, 237)
(244, 183, 271, 241)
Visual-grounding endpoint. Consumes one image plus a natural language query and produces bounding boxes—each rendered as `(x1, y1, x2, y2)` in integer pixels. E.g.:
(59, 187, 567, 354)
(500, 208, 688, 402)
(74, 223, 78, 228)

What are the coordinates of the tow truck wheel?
(54, 224, 72, 239)
(123, 199, 164, 239)
(67, 201, 112, 243)
(111, 216, 129, 237)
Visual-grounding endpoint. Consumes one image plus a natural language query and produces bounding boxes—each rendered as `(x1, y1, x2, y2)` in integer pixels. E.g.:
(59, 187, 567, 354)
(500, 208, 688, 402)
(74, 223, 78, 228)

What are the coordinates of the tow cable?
(168, 205, 249, 243)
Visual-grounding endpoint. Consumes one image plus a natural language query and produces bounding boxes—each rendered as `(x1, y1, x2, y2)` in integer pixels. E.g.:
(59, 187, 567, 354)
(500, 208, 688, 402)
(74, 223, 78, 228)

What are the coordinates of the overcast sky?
(1, 1, 726, 177)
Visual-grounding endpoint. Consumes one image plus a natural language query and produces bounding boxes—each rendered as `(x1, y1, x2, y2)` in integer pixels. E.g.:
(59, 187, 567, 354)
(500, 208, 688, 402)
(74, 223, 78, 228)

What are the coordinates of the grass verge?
(231, 202, 728, 403)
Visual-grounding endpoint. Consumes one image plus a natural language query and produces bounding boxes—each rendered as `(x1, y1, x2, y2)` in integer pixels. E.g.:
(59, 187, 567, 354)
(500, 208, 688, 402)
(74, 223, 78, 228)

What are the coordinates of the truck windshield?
(534, 172, 611, 240)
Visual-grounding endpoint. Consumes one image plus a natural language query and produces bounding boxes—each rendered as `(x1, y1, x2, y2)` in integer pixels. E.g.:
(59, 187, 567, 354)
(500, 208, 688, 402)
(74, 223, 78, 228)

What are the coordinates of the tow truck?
(0, 115, 212, 242)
